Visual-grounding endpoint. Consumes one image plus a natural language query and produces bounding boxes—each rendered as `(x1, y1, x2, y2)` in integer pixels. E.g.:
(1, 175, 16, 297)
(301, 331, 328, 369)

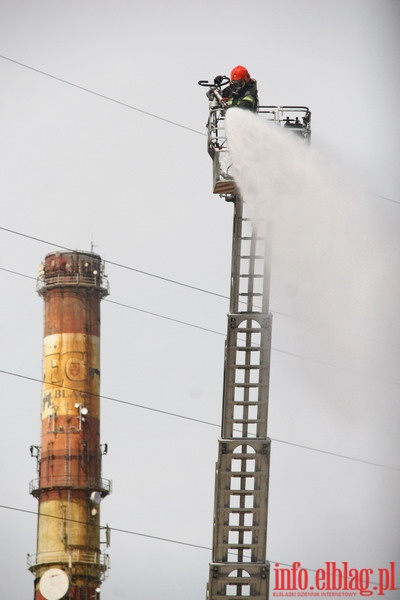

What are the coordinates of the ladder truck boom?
(199, 75, 311, 600)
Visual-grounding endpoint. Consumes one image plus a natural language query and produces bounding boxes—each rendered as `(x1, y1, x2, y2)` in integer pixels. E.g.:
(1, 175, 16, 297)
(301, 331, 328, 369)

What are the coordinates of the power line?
(0, 265, 225, 336)
(273, 347, 400, 387)
(0, 226, 298, 316)
(0, 368, 220, 428)
(0, 504, 210, 551)
(1, 504, 398, 590)
(1, 222, 398, 353)
(0, 266, 36, 280)
(111, 293, 400, 386)
(107, 299, 224, 336)
(1, 54, 399, 208)
(1, 368, 398, 472)
(0, 54, 205, 137)
(1, 263, 400, 386)
(270, 438, 400, 472)
(0, 226, 230, 301)
(2, 254, 400, 385)
(368, 192, 400, 205)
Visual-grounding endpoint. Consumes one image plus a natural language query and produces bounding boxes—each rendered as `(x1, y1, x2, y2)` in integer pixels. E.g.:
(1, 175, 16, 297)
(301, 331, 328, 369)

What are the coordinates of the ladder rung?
(229, 364, 261, 369)
(240, 274, 263, 278)
(228, 438, 266, 442)
(227, 490, 257, 495)
(230, 401, 260, 405)
(226, 526, 258, 531)
(224, 508, 258, 513)
(227, 419, 259, 424)
(228, 383, 265, 388)
(219, 453, 266, 461)
(240, 255, 264, 259)
(232, 347, 261, 351)
(222, 543, 257, 549)
(239, 293, 263, 297)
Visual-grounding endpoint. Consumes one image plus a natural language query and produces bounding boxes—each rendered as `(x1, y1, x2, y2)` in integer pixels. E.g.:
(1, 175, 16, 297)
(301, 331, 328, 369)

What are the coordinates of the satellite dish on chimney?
(90, 491, 102, 505)
(39, 568, 69, 600)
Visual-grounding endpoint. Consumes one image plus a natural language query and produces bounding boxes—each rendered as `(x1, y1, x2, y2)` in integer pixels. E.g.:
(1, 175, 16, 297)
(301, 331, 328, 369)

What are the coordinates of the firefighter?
(222, 65, 258, 112)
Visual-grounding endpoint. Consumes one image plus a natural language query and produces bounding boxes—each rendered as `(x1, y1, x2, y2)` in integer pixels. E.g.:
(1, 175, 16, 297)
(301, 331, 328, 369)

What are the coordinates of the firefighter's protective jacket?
(222, 79, 258, 112)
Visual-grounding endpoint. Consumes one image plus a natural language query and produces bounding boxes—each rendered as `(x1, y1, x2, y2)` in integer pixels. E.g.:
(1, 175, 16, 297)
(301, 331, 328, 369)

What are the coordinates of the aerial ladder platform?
(199, 76, 311, 195)
(199, 76, 311, 599)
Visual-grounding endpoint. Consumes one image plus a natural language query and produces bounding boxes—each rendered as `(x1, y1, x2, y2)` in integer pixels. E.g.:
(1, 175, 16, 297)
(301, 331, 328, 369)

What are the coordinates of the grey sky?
(0, 1, 399, 598)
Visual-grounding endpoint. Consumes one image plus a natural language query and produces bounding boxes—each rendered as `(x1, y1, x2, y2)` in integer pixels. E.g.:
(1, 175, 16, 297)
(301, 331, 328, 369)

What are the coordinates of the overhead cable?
(0, 227, 291, 315)
(107, 299, 224, 336)
(0, 504, 398, 590)
(1, 264, 400, 386)
(368, 192, 400, 205)
(0, 504, 210, 551)
(0, 226, 230, 301)
(0, 368, 398, 472)
(0, 54, 399, 206)
(0, 54, 205, 137)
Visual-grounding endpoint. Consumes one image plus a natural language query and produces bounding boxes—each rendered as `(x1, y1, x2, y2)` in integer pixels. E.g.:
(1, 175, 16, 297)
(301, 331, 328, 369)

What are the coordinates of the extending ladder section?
(207, 197, 272, 600)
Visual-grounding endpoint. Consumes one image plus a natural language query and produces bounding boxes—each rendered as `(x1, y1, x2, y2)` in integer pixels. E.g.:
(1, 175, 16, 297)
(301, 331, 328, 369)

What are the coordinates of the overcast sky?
(0, 1, 399, 598)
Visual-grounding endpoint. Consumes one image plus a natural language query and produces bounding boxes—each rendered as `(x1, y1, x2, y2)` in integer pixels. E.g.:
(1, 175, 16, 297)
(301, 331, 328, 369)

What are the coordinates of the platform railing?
(36, 272, 110, 295)
(29, 476, 112, 496)
(207, 104, 311, 158)
(27, 549, 110, 574)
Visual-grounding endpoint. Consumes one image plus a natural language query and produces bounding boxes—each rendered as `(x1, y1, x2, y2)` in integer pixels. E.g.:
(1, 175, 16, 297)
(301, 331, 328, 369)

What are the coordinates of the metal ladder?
(207, 196, 272, 599)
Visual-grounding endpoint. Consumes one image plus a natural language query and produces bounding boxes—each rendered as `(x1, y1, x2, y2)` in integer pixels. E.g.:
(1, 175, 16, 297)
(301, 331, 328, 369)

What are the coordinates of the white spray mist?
(225, 108, 400, 378)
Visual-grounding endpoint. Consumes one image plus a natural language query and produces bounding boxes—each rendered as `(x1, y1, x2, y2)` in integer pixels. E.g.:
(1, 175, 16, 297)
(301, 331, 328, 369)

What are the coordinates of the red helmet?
(230, 65, 250, 83)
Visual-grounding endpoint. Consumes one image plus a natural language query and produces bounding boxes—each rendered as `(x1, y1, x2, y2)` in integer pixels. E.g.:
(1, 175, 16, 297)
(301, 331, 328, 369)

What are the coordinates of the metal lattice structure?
(200, 77, 311, 600)
(207, 197, 272, 600)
